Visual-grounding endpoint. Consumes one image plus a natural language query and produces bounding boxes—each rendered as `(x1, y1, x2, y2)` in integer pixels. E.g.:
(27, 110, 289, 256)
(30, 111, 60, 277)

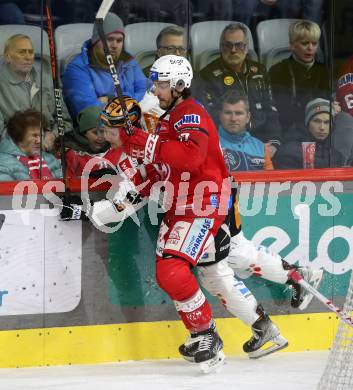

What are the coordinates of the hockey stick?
(95, 0, 134, 135)
(45, 0, 67, 190)
(289, 269, 353, 327)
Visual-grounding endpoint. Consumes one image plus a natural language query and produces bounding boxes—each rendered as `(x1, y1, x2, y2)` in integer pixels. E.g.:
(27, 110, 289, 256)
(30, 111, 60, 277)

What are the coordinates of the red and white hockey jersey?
(65, 147, 124, 177)
(337, 56, 353, 116)
(154, 96, 231, 218)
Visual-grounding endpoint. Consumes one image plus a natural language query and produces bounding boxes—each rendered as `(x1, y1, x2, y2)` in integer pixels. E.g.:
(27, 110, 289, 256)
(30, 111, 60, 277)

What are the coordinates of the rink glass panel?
(1, 179, 349, 327)
(1, 0, 353, 179)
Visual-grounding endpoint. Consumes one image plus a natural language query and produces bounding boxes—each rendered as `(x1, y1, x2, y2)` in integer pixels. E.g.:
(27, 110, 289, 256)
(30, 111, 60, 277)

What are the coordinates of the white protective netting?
(317, 272, 353, 390)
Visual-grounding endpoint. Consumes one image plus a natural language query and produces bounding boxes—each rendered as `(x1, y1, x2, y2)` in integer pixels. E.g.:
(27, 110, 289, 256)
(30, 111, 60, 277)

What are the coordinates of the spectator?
(273, 98, 351, 169)
(269, 20, 329, 139)
(218, 91, 273, 172)
(142, 25, 187, 76)
(0, 109, 62, 181)
(62, 12, 148, 119)
(139, 26, 187, 130)
(65, 105, 109, 177)
(195, 22, 281, 156)
(0, 34, 73, 147)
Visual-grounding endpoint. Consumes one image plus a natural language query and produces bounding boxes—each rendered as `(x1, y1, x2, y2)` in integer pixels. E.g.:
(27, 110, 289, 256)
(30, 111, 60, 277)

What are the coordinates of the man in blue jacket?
(62, 12, 148, 119)
(218, 91, 273, 172)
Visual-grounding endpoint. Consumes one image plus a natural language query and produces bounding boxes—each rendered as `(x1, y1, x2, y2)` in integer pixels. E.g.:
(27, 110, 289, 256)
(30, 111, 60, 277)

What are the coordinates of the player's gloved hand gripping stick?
(289, 269, 353, 327)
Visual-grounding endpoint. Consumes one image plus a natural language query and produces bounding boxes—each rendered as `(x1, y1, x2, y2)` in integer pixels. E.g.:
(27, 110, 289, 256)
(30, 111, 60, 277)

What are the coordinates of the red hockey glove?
(138, 164, 163, 197)
(119, 127, 161, 164)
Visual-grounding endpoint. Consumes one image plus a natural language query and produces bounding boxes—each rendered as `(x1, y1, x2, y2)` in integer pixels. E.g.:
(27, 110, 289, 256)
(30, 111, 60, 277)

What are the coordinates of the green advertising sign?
(108, 189, 353, 308)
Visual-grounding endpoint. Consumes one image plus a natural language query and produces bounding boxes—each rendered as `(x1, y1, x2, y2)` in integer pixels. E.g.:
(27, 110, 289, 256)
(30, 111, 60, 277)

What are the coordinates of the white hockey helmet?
(149, 55, 193, 90)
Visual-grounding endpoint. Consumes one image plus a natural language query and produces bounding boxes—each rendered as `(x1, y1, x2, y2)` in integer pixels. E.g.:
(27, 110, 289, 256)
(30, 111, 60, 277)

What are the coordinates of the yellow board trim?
(0, 313, 339, 368)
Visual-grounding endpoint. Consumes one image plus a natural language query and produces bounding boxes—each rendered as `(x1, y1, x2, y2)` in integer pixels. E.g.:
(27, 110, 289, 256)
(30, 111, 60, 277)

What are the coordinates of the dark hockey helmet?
(100, 96, 141, 128)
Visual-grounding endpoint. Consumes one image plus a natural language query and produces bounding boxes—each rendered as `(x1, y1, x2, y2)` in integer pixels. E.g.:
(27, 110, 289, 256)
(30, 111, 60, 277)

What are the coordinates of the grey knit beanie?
(77, 105, 102, 134)
(305, 98, 330, 127)
(91, 12, 125, 45)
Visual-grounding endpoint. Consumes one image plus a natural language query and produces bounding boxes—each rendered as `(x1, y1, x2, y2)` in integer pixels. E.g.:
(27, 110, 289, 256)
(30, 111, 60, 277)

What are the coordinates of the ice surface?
(0, 351, 328, 390)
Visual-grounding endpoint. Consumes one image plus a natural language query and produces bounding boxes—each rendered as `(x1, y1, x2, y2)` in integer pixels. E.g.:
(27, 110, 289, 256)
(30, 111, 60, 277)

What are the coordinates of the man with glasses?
(195, 23, 282, 157)
(140, 26, 188, 128)
(142, 25, 187, 76)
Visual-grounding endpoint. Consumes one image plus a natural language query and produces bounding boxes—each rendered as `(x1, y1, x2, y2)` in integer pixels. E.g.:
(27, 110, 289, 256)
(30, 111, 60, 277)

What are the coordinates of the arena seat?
(54, 23, 93, 77)
(256, 19, 299, 61)
(263, 46, 292, 70)
(125, 22, 176, 68)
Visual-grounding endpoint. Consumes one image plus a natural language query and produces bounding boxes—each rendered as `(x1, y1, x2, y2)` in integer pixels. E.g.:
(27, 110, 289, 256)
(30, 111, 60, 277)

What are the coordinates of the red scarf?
(18, 155, 54, 180)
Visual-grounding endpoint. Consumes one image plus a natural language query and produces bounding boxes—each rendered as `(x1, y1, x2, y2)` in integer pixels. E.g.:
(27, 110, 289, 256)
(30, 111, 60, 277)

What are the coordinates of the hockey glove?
(119, 127, 161, 164)
(126, 190, 144, 205)
(60, 195, 90, 221)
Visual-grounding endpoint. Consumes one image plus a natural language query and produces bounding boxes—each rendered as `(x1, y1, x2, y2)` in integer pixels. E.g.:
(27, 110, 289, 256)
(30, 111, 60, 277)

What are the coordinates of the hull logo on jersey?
(223, 76, 234, 86)
(174, 114, 200, 130)
(338, 73, 353, 87)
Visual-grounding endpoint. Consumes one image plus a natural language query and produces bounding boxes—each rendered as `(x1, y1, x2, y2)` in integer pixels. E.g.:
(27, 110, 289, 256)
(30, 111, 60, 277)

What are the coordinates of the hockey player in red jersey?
(336, 56, 353, 116)
(117, 55, 231, 371)
(60, 94, 289, 363)
(61, 89, 321, 364)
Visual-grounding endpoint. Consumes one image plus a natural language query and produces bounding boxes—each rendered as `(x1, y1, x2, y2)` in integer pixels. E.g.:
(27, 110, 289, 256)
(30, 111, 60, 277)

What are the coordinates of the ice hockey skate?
(243, 309, 288, 359)
(288, 267, 324, 310)
(179, 325, 225, 373)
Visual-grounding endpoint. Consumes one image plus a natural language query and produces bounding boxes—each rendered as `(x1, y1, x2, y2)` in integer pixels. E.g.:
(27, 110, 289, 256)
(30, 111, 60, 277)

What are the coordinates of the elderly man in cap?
(63, 12, 148, 119)
(273, 98, 353, 169)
